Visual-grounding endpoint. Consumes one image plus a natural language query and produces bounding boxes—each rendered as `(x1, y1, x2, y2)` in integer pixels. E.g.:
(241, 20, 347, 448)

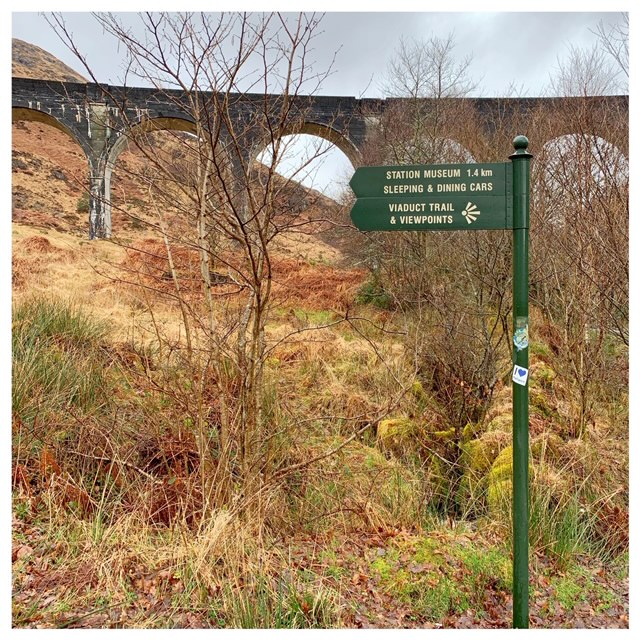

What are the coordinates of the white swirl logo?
(461, 202, 480, 224)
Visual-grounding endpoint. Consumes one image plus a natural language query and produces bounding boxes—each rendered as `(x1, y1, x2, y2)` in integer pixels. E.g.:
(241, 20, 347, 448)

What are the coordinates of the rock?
(377, 417, 418, 455)
(12, 157, 28, 171)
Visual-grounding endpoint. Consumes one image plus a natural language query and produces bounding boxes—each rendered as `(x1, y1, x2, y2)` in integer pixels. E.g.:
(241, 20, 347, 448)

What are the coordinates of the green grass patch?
(12, 297, 112, 425)
(293, 309, 337, 326)
(369, 534, 511, 623)
(224, 575, 339, 628)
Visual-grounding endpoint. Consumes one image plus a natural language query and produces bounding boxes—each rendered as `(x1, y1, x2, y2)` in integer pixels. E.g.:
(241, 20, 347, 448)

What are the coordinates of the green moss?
(463, 433, 508, 476)
(377, 417, 418, 453)
(462, 423, 479, 443)
(489, 446, 513, 483)
(458, 433, 510, 510)
(486, 446, 513, 513)
(412, 537, 440, 563)
(487, 478, 512, 513)
(530, 390, 559, 420)
(486, 413, 512, 433)
(530, 362, 556, 389)
(433, 428, 456, 442)
(410, 380, 427, 403)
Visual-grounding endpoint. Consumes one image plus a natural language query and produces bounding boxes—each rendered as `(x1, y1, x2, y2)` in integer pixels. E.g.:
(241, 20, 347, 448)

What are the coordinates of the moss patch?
(486, 413, 511, 433)
(377, 417, 419, 456)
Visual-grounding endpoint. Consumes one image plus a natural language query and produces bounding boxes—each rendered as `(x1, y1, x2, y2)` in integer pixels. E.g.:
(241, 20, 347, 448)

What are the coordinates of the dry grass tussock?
(12, 224, 190, 343)
(15, 500, 251, 600)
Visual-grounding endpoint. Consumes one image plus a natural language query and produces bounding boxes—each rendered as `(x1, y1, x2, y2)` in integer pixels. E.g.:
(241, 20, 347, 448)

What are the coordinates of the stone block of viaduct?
(12, 77, 628, 239)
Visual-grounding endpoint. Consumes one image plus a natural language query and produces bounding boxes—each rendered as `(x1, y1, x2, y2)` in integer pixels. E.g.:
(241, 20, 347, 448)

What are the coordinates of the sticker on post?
(514, 326, 529, 351)
(512, 365, 529, 386)
(514, 317, 529, 352)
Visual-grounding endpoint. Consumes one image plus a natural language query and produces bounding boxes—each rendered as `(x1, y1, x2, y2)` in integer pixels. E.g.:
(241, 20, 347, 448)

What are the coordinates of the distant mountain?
(12, 37, 87, 83)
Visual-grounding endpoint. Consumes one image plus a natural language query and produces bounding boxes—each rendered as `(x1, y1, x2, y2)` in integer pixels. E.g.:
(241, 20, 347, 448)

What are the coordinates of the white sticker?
(512, 365, 529, 386)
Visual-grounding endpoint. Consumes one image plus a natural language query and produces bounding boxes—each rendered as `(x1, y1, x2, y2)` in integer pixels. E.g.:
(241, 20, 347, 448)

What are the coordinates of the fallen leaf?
(13, 544, 34, 562)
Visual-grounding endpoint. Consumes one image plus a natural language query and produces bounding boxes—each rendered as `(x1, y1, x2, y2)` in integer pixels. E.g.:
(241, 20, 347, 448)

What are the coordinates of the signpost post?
(509, 136, 533, 629)
(350, 137, 532, 629)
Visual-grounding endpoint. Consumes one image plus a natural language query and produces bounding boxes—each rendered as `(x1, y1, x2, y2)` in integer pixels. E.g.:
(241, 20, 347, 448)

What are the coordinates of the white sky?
(10, 9, 628, 98)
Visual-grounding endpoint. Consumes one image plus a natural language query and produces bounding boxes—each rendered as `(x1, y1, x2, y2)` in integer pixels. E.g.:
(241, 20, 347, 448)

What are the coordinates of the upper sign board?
(349, 162, 509, 198)
(349, 162, 512, 232)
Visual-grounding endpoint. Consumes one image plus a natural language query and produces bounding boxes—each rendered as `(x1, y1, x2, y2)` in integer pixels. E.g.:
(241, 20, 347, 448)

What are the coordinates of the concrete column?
(88, 169, 111, 240)
(86, 102, 114, 240)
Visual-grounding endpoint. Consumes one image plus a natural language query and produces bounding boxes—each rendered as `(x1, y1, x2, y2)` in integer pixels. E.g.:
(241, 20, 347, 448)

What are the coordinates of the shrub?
(76, 193, 90, 213)
(355, 276, 393, 309)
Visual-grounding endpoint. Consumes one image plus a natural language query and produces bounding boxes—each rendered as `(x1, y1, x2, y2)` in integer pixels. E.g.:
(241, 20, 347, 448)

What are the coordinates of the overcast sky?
(8, 4, 632, 198)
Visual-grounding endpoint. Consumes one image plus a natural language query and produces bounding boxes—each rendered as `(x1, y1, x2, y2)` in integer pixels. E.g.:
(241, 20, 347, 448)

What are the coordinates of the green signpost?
(350, 137, 532, 629)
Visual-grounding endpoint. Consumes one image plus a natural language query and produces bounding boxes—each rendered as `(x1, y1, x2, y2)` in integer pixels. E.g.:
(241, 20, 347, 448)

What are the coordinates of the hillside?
(12, 37, 87, 82)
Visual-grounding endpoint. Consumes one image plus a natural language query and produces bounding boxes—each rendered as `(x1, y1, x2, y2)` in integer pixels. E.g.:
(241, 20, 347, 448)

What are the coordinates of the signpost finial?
(513, 135, 529, 151)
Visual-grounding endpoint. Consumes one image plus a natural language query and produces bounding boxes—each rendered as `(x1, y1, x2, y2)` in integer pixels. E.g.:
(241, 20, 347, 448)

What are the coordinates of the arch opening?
(12, 108, 91, 234)
(255, 132, 356, 203)
(106, 117, 202, 236)
(12, 107, 89, 154)
(533, 133, 629, 226)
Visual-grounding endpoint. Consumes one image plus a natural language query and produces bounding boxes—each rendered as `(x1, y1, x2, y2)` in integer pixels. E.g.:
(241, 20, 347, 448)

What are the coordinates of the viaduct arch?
(12, 77, 628, 239)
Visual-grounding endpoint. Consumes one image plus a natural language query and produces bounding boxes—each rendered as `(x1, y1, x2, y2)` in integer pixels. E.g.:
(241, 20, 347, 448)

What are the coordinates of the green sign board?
(350, 161, 508, 198)
(350, 162, 512, 232)
(350, 194, 512, 231)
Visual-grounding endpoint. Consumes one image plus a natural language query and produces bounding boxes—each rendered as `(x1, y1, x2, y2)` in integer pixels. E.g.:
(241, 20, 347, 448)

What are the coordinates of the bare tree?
(547, 43, 623, 97)
(532, 39, 629, 437)
(47, 11, 367, 524)
(382, 33, 478, 99)
(593, 13, 629, 82)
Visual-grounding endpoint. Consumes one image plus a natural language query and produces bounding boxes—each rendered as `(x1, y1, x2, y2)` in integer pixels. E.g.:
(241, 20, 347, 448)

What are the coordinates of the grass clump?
(226, 575, 339, 628)
(12, 296, 111, 424)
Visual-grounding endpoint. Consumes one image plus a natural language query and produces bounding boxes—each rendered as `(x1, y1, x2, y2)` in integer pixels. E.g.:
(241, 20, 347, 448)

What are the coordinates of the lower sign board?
(350, 193, 513, 231)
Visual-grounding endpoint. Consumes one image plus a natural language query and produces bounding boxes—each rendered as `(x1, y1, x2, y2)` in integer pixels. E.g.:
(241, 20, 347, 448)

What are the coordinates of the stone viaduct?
(12, 77, 628, 239)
